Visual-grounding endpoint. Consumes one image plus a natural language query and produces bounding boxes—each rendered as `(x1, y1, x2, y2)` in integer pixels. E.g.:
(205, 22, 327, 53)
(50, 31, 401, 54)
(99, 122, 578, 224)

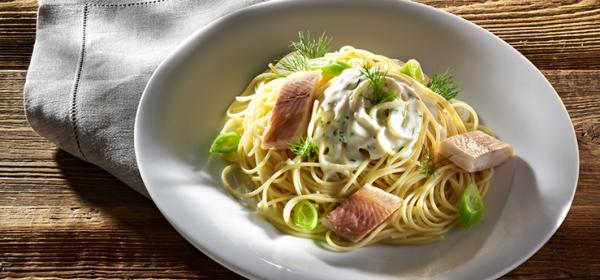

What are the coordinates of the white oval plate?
(134, 0, 579, 279)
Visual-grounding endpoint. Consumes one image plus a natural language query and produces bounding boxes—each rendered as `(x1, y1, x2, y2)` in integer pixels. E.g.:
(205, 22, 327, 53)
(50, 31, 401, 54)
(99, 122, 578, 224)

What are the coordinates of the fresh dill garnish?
(419, 151, 436, 177)
(428, 71, 461, 100)
(275, 31, 331, 75)
(360, 64, 397, 105)
(290, 31, 331, 59)
(277, 52, 309, 73)
(289, 137, 317, 161)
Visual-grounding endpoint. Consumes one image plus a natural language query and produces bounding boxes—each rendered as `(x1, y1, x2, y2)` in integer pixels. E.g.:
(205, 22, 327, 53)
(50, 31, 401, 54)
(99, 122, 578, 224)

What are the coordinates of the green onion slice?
(209, 132, 240, 154)
(292, 200, 318, 230)
(308, 57, 350, 77)
(400, 59, 426, 84)
(459, 183, 485, 228)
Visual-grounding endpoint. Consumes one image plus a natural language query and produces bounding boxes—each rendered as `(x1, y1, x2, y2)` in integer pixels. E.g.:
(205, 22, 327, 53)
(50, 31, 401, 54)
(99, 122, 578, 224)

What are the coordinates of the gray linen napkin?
(24, 0, 265, 197)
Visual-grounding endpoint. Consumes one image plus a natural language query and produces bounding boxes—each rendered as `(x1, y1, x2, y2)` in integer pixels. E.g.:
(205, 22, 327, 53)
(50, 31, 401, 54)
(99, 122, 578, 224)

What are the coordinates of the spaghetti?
(214, 42, 494, 251)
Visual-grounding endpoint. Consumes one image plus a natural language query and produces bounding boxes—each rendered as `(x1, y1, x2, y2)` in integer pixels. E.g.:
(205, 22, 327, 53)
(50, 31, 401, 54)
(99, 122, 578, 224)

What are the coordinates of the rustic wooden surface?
(1, 0, 599, 278)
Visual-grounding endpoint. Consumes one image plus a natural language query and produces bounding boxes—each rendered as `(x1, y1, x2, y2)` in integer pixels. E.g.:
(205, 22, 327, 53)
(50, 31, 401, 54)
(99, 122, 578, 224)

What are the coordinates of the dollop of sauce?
(313, 68, 423, 175)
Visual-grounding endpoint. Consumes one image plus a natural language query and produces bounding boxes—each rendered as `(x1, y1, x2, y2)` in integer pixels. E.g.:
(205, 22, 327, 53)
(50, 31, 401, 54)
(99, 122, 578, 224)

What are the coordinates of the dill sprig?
(289, 137, 317, 161)
(361, 65, 397, 105)
(290, 31, 331, 59)
(277, 52, 309, 73)
(419, 151, 436, 177)
(275, 31, 331, 75)
(428, 71, 461, 100)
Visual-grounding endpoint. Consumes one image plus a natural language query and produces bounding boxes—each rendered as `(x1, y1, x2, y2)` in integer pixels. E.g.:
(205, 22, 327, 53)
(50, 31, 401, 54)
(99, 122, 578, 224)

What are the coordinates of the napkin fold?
(24, 0, 265, 197)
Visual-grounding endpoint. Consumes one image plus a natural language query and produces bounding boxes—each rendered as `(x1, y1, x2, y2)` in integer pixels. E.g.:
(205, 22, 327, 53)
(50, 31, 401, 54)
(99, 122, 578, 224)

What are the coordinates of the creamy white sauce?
(313, 68, 423, 176)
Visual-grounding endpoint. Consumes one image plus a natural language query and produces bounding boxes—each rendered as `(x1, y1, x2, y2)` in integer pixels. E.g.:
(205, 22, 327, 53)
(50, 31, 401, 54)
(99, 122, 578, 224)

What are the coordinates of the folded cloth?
(24, 0, 265, 197)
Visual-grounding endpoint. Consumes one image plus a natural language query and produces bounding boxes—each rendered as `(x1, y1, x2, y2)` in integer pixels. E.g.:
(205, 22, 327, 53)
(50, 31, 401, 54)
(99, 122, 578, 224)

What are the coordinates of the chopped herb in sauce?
(333, 128, 347, 143)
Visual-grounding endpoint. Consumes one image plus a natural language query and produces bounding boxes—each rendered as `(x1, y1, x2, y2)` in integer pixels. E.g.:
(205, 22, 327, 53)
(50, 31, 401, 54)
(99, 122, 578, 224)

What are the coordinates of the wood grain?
(0, 0, 36, 70)
(0, 1, 599, 70)
(0, 0, 599, 279)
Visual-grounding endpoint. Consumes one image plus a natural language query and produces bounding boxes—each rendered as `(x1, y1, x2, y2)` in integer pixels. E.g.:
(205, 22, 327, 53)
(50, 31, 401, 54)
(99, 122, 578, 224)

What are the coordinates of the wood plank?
(0, 0, 36, 70)
(0, 1, 599, 70)
(438, 0, 600, 70)
(541, 70, 600, 207)
(0, 230, 242, 279)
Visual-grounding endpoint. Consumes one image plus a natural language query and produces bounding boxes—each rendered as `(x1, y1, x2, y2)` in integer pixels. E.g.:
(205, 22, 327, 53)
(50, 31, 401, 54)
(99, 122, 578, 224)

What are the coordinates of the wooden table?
(1, 0, 598, 278)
